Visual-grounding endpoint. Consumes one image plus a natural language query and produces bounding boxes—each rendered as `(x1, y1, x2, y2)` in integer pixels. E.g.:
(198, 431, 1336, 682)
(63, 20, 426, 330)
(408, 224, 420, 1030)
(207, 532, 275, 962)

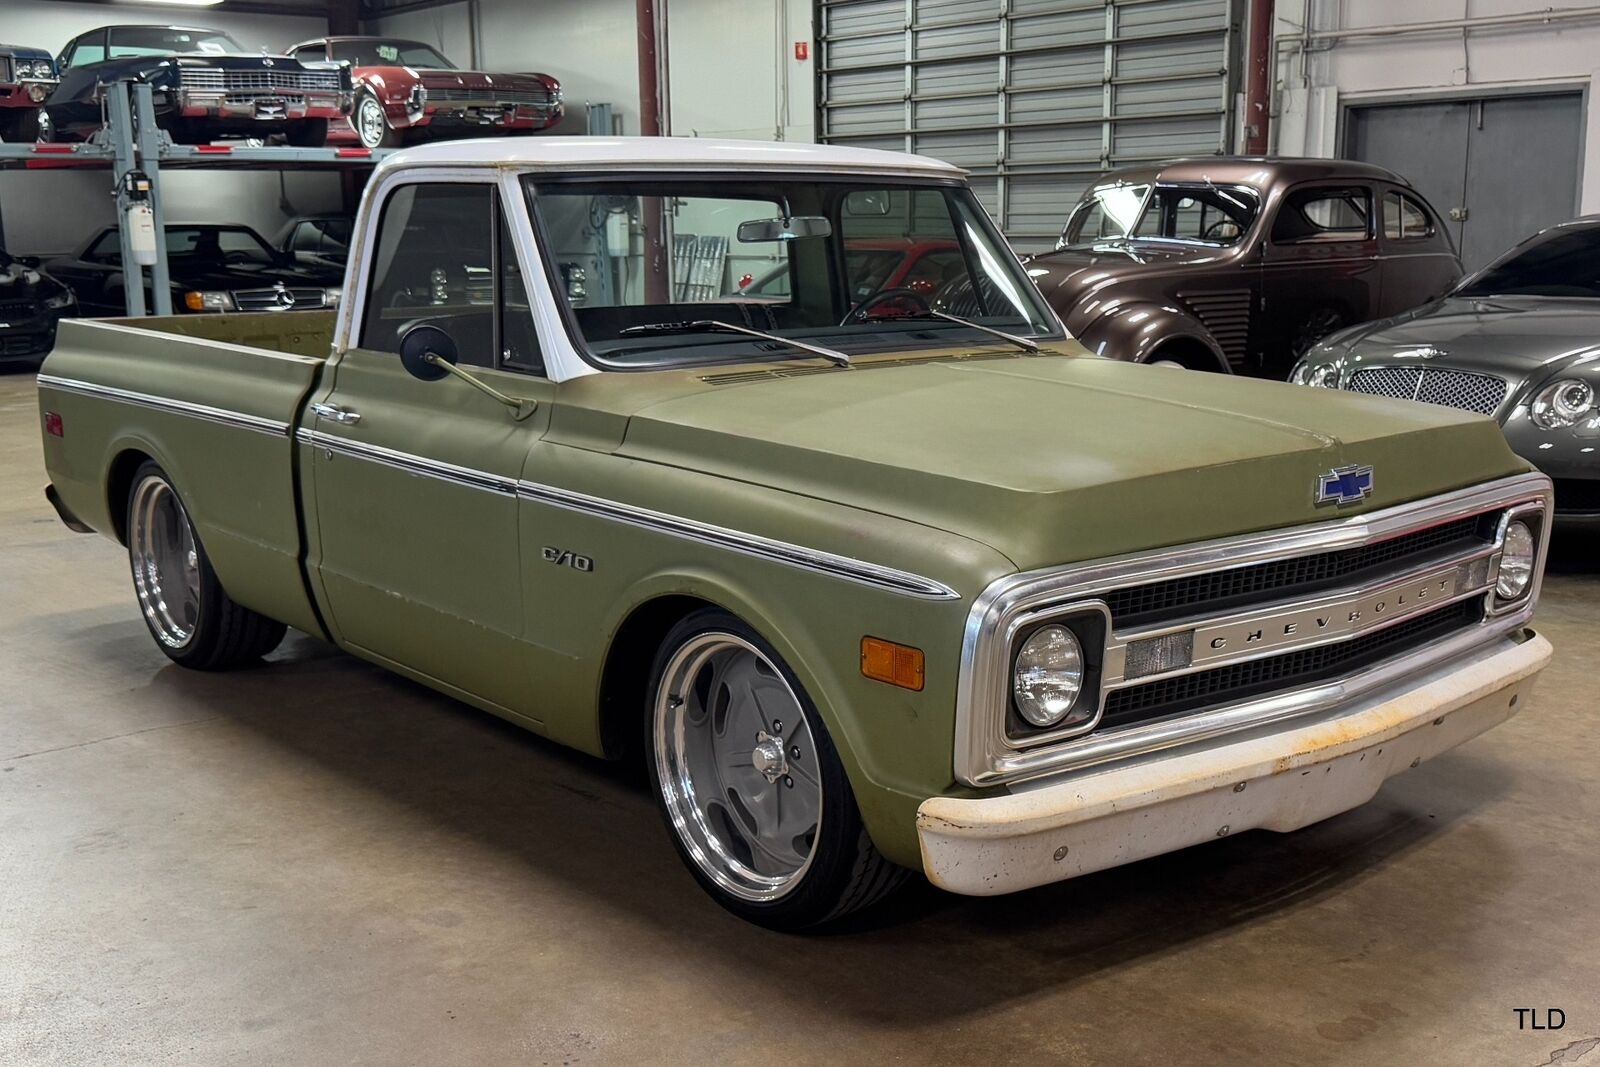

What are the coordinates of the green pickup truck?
(38, 138, 1553, 930)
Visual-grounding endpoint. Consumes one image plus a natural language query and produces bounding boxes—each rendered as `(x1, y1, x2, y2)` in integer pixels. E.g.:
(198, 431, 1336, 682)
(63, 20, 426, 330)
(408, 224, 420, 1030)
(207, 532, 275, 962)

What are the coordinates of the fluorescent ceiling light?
(121, 0, 226, 7)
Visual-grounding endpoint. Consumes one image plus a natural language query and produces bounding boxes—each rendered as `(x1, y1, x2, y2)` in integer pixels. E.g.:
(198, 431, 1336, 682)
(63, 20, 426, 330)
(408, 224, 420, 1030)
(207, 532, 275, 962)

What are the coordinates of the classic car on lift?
(0, 43, 57, 142)
(1023, 158, 1462, 375)
(46, 223, 344, 318)
(0, 240, 74, 367)
(1292, 216, 1600, 525)
(287, 36, 562, 149)
(36, 138, 1552, 930)
(46, 25, 351, 146)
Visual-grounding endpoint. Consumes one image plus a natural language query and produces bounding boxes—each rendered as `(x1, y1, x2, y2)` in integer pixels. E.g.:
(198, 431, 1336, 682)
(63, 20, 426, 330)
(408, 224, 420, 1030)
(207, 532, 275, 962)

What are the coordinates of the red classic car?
(288, 36, 562, 149)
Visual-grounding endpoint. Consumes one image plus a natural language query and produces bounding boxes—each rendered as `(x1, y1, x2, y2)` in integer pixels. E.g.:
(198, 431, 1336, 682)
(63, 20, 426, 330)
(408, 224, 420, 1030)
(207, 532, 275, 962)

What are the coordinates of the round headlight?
(1307, 363, 1341, 388)
(1496, 520, 1536, 600)
(1012, 624, 1085, 728)
(1530, 378, 1593, 430)
(1289, 361, 1310, 385)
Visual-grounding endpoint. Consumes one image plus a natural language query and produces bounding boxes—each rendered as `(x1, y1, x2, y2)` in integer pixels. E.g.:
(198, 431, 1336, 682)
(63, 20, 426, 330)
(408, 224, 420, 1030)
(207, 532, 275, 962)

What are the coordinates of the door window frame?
(339, 165, 589, 380)
(1269, 182, 1377, 246)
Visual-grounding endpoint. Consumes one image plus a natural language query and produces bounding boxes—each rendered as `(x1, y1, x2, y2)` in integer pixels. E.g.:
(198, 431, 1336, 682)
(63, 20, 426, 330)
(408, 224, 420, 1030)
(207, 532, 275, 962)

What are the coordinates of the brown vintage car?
(1023, 158, 1462, 375)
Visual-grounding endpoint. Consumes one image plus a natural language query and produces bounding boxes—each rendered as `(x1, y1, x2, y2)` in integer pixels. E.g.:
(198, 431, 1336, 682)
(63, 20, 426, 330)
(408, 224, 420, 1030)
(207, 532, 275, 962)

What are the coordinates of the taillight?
(43, 411, 63, 437)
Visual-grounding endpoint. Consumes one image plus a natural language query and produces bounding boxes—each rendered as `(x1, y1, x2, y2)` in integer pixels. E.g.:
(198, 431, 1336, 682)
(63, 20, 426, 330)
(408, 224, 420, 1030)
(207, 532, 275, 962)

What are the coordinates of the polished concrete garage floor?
(2, 371, 1596, 1066)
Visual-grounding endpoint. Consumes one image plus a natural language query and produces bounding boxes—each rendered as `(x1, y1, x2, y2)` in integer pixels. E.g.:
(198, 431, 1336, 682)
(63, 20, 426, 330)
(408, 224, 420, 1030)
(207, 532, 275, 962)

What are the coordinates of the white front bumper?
(917, 631, 1551, 896)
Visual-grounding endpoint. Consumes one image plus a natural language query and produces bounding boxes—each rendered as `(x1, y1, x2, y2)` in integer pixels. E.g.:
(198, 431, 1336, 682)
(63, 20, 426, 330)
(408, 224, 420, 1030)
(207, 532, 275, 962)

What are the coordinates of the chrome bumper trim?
(36, 374, 292, 437)
(954, 472, 1553, 786)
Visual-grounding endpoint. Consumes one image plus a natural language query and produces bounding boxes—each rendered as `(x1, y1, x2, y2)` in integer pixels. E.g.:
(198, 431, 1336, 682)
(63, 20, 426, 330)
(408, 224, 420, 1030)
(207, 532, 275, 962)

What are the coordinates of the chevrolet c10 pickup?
(38, 138, 1553, 930)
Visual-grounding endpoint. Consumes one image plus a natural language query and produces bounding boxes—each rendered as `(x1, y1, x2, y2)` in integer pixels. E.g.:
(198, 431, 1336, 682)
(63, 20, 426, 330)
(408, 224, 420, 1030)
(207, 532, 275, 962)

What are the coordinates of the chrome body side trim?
(954, 472, 1553, 786)
(297, 428, 959, 601)
(37, 374, 292, 437)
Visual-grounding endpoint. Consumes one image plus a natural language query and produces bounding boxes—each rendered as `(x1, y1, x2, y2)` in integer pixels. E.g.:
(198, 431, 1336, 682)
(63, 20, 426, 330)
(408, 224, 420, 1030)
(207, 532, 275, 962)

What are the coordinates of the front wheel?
(126, 461, 286, 670)
(353, 93, 402, 149)
(646, 609, 906, 929)
(0, 108, 44, 143)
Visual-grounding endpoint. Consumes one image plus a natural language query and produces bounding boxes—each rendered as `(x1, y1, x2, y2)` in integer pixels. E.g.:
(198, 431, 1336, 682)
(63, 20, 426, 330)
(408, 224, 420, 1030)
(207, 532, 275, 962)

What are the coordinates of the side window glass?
(88, 231, 120, 263)
(1384, 192, 1434, 240)
(362, 183, 495, 364)
(295, 46, 325, 65)
(1273, 186, 1372, 243)
(68, 39, 106, 65)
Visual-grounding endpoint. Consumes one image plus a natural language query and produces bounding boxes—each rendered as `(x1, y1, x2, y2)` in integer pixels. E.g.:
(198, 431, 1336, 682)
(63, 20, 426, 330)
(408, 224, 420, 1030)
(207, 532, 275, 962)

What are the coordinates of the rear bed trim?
(36, 375, 292, 438)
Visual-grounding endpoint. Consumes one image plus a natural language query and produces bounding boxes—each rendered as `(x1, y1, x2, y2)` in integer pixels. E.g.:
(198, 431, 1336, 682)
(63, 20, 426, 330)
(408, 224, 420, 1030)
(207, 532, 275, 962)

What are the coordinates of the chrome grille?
(232, 287, 330, 312)
(1347, 366, 1507, 415)
(431, 86, 554, 106)
(179, 68, 343, 93)
(1178, 289, 1251, 363)
(0, 58, 12, 84)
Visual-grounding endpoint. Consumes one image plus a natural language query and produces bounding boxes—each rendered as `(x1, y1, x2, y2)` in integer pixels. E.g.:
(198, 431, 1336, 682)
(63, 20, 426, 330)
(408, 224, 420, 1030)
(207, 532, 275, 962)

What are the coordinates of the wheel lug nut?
(790, 746, 801, 760)
(783, 776, 794, 788)
(772, 720, 783, 733)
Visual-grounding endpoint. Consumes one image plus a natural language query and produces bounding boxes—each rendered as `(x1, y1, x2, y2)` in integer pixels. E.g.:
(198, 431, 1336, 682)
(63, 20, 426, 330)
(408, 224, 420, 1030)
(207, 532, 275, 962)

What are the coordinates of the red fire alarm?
(794, 41, 809, 61)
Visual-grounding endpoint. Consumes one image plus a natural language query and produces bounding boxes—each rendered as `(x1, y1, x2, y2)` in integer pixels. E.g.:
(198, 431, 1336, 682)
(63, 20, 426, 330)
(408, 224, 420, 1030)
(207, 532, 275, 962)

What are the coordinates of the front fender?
(1071, 300, 1230, 370)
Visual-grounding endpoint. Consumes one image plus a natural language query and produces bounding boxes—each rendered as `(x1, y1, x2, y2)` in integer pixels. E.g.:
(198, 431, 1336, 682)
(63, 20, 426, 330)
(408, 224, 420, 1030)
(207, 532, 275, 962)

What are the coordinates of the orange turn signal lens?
(183, 291, 205, 311)
(860, 636, 925, 691)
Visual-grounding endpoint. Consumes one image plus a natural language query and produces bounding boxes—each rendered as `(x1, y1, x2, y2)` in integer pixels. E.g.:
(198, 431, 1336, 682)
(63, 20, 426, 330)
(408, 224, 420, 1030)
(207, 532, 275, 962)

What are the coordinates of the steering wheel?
(841, 287, 933, 325)
(1201, 219, 1239, 240)
(222, 250, 253, 264)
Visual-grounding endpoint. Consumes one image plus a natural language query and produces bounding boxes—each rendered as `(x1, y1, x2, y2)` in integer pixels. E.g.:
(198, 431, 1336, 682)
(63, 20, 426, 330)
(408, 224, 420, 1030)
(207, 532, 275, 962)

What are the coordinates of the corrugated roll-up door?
(817, 0, 1242, 251)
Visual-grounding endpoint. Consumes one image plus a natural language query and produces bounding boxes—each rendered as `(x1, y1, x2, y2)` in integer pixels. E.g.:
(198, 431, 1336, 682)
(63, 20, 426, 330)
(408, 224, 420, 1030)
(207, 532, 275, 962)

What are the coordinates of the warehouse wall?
(1272, 0, 1600, 214)
(370, 0, 815, 141)
(0, 1, 339, 257)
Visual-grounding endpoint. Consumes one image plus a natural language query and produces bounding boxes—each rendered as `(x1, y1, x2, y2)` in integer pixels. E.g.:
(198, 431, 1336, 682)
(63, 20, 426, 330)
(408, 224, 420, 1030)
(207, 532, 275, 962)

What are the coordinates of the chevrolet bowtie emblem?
(1316, 465, 1375, 506)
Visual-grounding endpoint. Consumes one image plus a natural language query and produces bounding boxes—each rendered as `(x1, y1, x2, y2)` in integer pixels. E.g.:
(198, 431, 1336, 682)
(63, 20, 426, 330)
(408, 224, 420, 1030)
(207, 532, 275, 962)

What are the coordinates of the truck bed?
(37, 311, 337, 639)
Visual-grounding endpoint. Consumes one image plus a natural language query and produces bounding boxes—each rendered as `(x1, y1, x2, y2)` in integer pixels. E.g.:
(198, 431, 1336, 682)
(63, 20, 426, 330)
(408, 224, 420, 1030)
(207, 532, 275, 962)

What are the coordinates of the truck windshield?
(525, 176, 1059, 369)
(1062, 183, 1258, 248)
(1456, 227, 1600, 299)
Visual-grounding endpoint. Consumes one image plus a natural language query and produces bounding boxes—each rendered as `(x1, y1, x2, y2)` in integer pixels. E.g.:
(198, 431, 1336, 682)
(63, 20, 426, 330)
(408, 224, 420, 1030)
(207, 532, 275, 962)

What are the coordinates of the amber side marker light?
(861, 636, 925, 691)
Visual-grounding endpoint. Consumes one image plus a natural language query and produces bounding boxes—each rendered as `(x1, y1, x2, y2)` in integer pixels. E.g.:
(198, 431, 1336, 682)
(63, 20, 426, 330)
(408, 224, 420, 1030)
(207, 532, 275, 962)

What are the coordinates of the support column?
(1244, 0, 1275, 155)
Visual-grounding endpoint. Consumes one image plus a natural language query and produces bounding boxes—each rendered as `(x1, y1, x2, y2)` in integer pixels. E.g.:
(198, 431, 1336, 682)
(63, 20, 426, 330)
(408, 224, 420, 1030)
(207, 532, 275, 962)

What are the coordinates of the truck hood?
(615, 351, 1527, 571)
(1331, 295, 1600, 378)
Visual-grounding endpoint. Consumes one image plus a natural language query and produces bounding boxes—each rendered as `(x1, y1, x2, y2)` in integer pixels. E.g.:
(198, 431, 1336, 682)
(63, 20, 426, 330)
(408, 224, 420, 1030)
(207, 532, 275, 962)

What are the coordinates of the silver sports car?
(1291, 216, 1600, 525)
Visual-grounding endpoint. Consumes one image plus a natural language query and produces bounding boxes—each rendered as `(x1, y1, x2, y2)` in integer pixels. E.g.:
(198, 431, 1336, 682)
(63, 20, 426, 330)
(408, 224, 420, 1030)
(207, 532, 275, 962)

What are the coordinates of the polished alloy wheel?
(653, 632, 823, 902)
(128, 475, 201, 649)
(357, 96, 388, 149)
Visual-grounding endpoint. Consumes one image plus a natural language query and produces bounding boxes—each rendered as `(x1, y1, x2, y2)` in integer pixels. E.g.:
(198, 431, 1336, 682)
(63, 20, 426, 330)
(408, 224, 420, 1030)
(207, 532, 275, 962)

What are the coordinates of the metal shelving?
(0, 79, 395, 316)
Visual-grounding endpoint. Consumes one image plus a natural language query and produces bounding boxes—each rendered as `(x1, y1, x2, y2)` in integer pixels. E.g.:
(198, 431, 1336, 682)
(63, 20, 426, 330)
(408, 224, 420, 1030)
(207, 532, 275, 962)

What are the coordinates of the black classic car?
(46, 25, 352, 146)
(0, 243, 74, 368)
(275, 213, 353, 269)
(1292, 216, 1600, 524)
(0, 43, 57, 142)
(46, 223, 344, 317)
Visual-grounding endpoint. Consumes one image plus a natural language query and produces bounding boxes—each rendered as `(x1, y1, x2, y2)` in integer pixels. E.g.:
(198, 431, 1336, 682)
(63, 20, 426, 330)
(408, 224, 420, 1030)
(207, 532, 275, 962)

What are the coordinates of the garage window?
(1273, 187, 1373, 243)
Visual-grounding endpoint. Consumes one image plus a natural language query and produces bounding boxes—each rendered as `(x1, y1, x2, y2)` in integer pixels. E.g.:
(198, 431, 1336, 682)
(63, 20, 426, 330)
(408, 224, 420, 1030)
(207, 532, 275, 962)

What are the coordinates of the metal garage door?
(817, 0, 1242, 251)
(1344, 92, 1584, 271)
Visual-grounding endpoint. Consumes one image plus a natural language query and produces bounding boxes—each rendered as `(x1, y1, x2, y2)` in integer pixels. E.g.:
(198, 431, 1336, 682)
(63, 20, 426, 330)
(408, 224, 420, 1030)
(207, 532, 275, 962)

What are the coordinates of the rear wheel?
(646, 609, 906, 929)
(284, 118, 328, 148)
(126, 461, 285, 670)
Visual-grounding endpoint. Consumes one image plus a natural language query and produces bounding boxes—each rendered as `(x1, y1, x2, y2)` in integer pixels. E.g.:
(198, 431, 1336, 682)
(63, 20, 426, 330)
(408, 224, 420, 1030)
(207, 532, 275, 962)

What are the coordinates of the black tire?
(645, 608, 907, 931)
(1292, 307, 1347, 360)
(353, 93, 403, 149)
(125, 461, 286, 670)
(0, 108, 43, 143)
(285, 118, 329, 148)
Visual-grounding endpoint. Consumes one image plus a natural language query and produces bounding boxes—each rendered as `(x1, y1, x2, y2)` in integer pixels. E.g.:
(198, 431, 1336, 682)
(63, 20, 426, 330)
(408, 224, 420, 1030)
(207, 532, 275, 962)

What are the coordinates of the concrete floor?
(2, 371, 1597, 1066)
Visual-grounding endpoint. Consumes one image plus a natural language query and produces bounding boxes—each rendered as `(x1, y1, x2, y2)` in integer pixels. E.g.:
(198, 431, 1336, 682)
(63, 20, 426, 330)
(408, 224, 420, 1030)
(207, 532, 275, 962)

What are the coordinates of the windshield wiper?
(617, 319, 850, 367)
(856, 308, 1040, 353)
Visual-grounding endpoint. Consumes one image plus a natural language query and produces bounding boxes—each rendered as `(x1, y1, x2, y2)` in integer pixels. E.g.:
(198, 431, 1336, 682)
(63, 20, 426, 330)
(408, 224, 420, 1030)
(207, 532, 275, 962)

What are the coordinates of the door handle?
(309, 402, 361, 425)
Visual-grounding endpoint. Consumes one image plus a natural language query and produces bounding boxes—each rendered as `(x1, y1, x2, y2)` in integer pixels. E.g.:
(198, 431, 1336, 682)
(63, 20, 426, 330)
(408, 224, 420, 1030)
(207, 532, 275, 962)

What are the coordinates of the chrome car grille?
(954, 475, 1550, 786)
(180, 68, 344, 93)
(232, 287, 330, 312)
(431, 86, 554, 106)
(1347, 366, 1508, 415)
(0, 58, 12, 84)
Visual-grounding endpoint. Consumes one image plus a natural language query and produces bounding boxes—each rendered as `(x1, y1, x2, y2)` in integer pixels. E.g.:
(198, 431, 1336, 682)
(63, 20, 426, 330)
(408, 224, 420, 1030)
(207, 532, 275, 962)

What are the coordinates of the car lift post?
(107, 79, 173, 317)
(131, 82, 173, 316)
(107, 81, 147, 318)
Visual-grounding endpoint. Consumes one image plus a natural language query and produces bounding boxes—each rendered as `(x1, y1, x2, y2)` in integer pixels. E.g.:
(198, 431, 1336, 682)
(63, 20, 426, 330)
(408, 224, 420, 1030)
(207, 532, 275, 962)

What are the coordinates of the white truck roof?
(377, 136, 967, 178)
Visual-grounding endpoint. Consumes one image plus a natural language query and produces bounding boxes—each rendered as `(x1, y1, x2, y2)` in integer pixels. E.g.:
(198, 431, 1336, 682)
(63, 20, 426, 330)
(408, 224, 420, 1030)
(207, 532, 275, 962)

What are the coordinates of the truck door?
(302, 176, 552, 713)
(1260, 182, 1381, 374)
